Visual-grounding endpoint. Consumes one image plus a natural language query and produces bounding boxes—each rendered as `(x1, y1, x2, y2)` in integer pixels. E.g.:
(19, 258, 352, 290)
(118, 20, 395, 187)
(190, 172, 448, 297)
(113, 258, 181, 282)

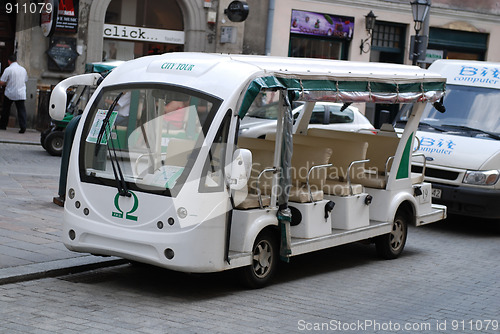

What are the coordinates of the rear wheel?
(240, 231, 278, 289)
(375, 208, 409, 259)
(44, 131, 64, 156)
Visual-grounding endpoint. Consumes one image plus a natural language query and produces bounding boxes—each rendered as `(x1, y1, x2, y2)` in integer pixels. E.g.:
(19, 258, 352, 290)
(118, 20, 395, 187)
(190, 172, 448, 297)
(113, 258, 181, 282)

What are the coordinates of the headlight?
(463, 170, 499, 185)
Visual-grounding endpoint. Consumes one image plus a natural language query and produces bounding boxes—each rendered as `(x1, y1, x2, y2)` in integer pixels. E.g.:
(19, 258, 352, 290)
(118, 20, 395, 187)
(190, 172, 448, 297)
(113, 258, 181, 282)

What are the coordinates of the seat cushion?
(411, 172, 424, 184)
(358, 173, 387, 189)
(235, 193, 271, 209)
(289, 185, 324, 203)
(323, 179, 363, 196)
(291, 144, 332, 188)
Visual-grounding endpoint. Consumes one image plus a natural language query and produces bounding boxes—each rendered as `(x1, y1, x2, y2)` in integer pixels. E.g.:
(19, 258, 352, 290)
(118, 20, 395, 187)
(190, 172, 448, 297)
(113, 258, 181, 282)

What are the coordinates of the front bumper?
(432, 183, 500, 219)
(62, 210, 228, 273)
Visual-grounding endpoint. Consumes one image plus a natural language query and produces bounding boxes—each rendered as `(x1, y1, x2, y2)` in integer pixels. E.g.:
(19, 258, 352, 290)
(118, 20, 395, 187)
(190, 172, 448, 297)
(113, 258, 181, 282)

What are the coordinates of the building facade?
(253, 0, 500, 62)
(1, 0, 499, 127)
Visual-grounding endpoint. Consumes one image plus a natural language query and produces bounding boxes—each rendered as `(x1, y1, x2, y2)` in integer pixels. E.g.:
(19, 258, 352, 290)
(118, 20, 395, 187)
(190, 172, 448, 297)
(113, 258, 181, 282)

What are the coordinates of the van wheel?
(44, 131, 64, 156)
(240, 231, 278, 289)
(375, 209, 408, 259)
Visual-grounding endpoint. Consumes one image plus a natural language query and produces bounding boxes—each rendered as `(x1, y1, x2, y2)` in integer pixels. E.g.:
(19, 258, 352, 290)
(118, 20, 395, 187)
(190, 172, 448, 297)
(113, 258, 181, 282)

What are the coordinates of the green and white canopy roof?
(229, 55, 446, 118)
(99, 52, 446, 118)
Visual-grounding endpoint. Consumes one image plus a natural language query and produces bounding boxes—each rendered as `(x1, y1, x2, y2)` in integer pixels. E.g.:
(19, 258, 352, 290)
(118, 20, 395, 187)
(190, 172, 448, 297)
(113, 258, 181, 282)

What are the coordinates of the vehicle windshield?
(397, 84, 500, 137)
(80, 84, 221, 196)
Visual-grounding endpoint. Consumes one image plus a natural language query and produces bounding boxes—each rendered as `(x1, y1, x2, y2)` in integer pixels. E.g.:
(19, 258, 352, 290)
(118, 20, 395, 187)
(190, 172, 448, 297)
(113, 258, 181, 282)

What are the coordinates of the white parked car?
(239, 102, 374, 138)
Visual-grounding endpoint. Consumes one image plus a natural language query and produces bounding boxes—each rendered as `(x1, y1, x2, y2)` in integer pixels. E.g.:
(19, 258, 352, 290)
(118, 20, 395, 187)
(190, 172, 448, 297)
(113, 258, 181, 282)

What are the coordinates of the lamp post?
(359, 10, 377, 55)
(410, 0, 430, 65)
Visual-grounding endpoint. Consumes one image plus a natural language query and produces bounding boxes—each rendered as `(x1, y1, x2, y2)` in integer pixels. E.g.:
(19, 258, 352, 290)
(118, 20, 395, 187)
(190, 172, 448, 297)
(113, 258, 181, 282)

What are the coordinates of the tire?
(240, 231, 279, 289)
(40, 128, 51, 150)
(44, 131, 65, 156)
(375, 208, 409, 259)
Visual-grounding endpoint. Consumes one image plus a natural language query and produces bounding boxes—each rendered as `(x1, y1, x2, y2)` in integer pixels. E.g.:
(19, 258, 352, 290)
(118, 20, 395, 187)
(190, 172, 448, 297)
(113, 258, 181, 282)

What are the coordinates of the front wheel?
(240, 231, 279, 289)
(375, 209, 409, 259)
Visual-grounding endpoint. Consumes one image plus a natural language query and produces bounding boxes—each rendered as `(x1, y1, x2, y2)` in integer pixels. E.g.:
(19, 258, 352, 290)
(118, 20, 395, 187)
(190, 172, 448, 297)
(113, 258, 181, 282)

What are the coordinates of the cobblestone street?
(2, 219, 499, 333)
(0, 137, 499, 333)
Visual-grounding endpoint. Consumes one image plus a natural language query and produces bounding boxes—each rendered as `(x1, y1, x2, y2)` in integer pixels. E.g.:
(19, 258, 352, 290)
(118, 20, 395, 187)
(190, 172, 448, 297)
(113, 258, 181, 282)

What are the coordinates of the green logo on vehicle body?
(112, 191, 139, 221)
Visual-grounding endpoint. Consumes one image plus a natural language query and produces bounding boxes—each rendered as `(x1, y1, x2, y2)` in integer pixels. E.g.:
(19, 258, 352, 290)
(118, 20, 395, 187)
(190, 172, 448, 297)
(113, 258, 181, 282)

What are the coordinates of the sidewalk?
(0, 127, 40, 145)
(0, 128, 124, 285)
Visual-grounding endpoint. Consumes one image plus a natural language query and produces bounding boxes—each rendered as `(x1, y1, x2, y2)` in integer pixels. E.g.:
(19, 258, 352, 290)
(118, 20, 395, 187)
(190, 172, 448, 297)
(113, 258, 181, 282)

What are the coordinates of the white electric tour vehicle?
(50, 53, 446, 288)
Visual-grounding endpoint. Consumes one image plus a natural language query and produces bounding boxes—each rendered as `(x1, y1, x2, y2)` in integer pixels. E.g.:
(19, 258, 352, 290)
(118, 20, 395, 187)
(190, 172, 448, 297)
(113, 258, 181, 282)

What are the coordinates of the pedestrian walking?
(0, 54, 28, 133)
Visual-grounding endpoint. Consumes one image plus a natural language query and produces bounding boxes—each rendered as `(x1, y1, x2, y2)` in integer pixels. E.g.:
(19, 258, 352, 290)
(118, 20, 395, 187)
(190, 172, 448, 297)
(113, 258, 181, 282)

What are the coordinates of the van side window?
(199, 111, 231, 192)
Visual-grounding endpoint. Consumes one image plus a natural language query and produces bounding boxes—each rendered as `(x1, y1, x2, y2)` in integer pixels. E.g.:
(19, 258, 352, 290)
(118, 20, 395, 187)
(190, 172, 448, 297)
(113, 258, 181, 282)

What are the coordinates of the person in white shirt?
(0, 55, 28, 133)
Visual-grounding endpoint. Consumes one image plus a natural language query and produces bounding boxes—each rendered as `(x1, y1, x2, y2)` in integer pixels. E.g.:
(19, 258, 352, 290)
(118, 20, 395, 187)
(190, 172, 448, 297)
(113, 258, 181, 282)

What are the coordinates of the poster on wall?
(40, 0, 59, 37)
(290, 10, 354, 40)
(47, 36, 78, 71)
(55, 0, 79, 33)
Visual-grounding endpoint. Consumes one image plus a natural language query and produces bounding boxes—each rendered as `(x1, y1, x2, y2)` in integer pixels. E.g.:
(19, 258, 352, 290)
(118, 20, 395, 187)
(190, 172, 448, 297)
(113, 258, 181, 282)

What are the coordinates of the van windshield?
(403, 84, 500, 136)
(80, 84, 221, 196)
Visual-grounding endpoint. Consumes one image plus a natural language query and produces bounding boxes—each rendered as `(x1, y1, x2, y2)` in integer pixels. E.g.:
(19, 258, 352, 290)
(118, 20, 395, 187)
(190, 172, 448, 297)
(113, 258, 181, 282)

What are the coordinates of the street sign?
(409, 35, 428, 62)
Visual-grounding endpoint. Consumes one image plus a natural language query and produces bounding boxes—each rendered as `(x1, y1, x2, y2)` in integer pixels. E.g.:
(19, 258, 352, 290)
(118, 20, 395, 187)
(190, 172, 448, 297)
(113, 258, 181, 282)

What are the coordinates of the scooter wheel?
(40, 128, 52, 150)
(44, 131, 65, 156)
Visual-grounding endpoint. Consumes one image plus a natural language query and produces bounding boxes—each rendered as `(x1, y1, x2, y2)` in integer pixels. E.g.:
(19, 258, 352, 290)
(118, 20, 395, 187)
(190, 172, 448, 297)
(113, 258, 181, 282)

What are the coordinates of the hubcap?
(252, 240, 273, 278)
(53, 138, 63, 150)
(390, 220, 405, 251)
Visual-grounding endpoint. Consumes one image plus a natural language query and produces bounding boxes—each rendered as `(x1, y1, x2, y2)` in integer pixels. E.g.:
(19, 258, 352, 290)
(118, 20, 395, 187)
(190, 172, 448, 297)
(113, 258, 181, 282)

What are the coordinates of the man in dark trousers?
(0, 54, 28, 133)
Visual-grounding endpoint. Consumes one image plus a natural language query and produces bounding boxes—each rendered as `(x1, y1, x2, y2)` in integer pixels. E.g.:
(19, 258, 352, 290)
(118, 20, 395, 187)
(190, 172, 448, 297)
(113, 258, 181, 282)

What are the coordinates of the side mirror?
(49, 73, 102, 120)
(229, 148, 252, 190)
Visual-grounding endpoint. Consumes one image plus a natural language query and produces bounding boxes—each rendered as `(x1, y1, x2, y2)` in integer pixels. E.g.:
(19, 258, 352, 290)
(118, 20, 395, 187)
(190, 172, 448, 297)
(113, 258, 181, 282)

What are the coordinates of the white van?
(49, 53, 446, 288)
(396, 60, 500, 220)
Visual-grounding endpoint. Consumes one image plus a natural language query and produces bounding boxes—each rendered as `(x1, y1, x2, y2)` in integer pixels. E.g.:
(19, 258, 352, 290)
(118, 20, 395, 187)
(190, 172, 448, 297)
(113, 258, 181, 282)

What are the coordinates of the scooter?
(41, 61, 122, 156)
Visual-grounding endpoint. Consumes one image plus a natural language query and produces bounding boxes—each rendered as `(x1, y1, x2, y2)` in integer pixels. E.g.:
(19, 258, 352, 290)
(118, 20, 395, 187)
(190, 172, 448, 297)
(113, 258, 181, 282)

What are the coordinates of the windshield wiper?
(108, 135, 131, 197)
(396, 120, 447, 132)
(94, 92, 124, 156)
(93, 92, 130, 197)
(441, 124, 500, 140)
(248, 115, 271, 119)
(418, 122, 448, 132)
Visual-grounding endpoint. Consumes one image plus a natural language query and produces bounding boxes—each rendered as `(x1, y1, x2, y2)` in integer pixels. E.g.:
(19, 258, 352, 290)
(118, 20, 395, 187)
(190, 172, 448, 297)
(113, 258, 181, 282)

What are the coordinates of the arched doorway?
(87, 0, 206, 62)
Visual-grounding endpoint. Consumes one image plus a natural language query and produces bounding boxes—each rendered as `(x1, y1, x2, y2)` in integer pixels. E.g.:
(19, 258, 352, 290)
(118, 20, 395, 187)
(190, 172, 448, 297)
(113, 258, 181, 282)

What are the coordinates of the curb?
(0, 129, 41, 146)
(0, 256, 127, 285)
(0, 139, 40, 145)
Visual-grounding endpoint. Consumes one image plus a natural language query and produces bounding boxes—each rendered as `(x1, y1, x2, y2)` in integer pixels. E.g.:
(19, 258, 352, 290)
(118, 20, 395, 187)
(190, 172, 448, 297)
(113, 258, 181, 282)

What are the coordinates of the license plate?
(431, 188, 442, 199)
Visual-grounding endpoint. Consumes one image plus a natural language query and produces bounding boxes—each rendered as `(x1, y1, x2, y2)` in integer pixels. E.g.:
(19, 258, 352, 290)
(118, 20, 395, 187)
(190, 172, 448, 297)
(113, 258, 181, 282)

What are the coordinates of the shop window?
(428, 27, 487, 61)
(288, 10, 353, 60)
(370, 22, 406, 64)
(289, 36, 343, 60)
(104, 0, 184, 60)
(371, 23, 403, 52)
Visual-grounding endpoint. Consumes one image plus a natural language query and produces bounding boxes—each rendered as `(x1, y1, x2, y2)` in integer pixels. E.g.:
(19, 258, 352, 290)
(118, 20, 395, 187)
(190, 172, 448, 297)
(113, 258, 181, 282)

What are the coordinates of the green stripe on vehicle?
(396, 133, 414, 180)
